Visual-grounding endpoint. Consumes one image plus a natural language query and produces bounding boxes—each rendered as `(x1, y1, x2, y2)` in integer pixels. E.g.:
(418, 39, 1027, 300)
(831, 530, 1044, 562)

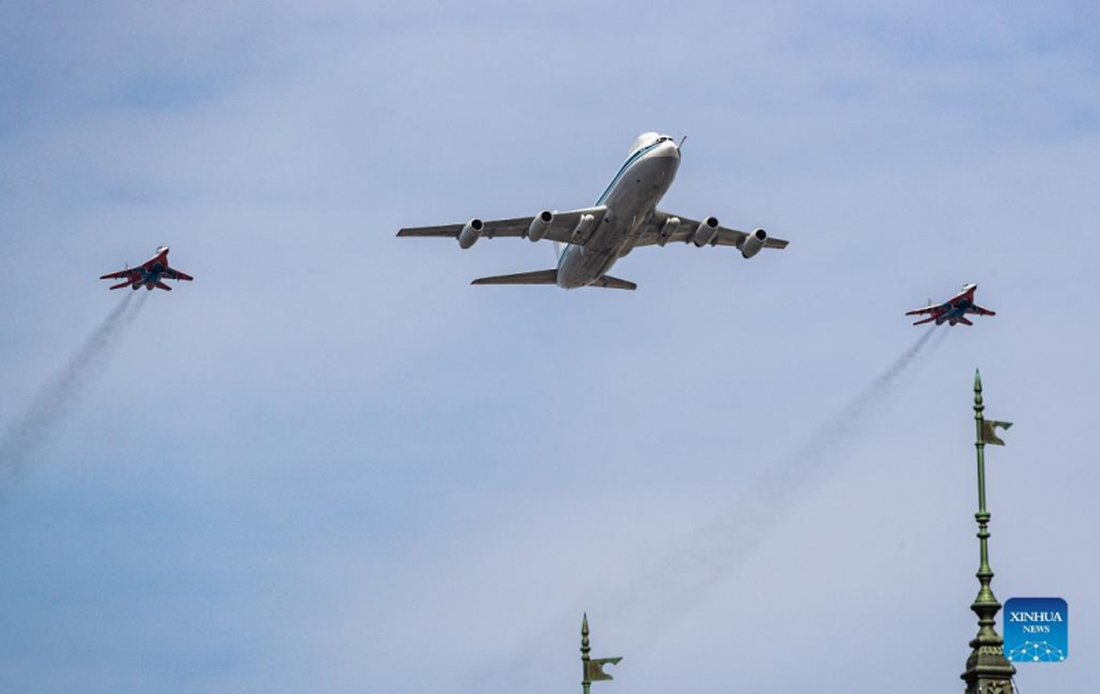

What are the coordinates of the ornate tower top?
(961, 370, 1016, 694)
(580, 614, 621, 694)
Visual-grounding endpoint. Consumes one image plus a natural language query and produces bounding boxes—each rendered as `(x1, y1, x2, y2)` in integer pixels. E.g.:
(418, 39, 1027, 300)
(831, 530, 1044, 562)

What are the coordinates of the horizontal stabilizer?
(109, 280, 134, 290)
(154, 281, 173, 291)
(912, 316, 936, 326)
(471, 269, 558, 286)
(592, 275, 637, 290)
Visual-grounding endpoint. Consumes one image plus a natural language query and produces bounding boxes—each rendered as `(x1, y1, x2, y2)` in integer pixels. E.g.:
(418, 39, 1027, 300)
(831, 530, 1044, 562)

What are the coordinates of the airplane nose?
(653, 141, 680, 159)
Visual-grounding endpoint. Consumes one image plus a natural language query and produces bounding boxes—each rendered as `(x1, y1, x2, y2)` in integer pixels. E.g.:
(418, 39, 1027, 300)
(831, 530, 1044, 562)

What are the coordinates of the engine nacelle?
(571, 213, 596, 243)
(692, 217, 719, 247)
(657, 216, 680, 247)
(740, 228, 767, 258)
(526, 210, 554, 242)
(457, 218, 484, 249)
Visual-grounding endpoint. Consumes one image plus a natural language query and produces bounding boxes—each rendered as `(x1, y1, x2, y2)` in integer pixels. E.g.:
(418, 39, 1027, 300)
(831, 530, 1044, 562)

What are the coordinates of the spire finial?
(579, 613, 621, 692)
(974, 369, 984, 410)
(581, 613, 590, 658)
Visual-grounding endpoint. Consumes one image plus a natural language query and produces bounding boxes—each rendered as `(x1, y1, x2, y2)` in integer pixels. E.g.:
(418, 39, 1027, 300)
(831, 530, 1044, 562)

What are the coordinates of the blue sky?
(1, 2, 1098, 692)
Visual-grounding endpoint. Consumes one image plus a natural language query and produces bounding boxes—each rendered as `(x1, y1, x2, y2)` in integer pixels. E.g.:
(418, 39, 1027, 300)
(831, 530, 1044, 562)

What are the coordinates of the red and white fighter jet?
(905, 283, 995, 326)
(100, 246, 193, 291)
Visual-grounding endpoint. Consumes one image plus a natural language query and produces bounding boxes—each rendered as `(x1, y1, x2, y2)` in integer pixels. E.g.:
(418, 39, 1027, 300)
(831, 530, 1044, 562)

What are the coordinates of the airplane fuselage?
(131, 254, 169, 290)
(555, 137, 680, 289)
(937, 297, 973, 325)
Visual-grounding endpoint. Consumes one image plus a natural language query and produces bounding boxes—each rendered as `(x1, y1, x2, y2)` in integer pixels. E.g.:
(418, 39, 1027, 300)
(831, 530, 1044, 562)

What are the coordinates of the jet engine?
(657, 216, 680, 247)
(457, 218, 484, 249)
(526, 210, 554, 242)
(740, 228, 767, 258)
(692, 217, 719, 247)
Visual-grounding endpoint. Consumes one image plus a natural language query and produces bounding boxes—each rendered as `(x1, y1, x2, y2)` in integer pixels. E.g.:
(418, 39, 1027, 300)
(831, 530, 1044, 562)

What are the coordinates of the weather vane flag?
(581, 614, 622, 694)
(960, 370, 1018, 694)
(981, 419, 1013, 446)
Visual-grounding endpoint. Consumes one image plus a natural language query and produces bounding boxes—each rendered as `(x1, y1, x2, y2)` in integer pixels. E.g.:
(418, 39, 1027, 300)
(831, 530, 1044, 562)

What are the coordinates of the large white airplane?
(397, 132, 789, 290)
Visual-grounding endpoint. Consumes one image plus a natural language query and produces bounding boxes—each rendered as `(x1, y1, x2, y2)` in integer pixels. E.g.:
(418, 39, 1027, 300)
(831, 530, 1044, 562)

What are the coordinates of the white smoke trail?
(606, 327, 949, 643)
(463, 328, 951, 688)
(0, 292, 148, 495)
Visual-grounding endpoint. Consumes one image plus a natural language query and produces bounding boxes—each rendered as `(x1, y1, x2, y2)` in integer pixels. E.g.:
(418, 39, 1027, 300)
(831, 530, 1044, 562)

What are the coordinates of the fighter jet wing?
(635, 210, 789, 249)
(100, 268, 139, 280)
(904, 305, 940, 316)
(968, 304, 996, 316)
(164, 267, 194, 281)
(397, 207, 608, 246)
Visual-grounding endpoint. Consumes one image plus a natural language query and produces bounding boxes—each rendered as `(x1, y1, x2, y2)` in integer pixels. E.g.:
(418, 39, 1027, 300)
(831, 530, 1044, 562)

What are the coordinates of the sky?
(1, 1, 1098, 692)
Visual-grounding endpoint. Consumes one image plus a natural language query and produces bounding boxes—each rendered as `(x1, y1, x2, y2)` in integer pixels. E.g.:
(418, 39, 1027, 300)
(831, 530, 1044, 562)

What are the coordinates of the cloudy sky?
(1, 2, 1098, 692)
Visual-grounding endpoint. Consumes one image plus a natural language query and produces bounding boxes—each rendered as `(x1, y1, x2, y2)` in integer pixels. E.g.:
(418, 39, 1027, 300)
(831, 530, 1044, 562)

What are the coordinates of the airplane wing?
(397, 207, 608, 245)
(635, 210, 789, 250)
(100, 268, 138, 280)
(968, 304, 996, 316)
(164, 267, 194, 281)
(905, 306, 940, 316)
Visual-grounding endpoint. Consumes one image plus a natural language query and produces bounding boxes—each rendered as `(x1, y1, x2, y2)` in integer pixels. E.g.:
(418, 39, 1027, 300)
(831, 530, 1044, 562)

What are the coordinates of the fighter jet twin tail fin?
(471, 270, 636, 291)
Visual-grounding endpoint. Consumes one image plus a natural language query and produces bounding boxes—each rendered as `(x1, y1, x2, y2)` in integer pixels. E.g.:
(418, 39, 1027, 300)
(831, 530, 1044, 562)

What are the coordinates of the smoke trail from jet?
(463, 328, 951, 687)
(604, 327, 950, 645)
(0, 293, 148, 496)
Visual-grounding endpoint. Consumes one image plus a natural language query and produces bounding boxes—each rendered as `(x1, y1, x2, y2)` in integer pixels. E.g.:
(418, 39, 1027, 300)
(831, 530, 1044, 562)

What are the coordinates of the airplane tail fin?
(472, 269, 559, 286)
(470, 269, 637, 290)
(592, 274, 637, 290)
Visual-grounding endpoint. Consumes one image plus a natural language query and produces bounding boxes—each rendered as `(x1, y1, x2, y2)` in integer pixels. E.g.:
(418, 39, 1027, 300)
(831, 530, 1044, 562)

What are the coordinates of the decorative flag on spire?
(981, 420, 1013, 446)
(585, 657, 623, 682)
(581, 614, 622, 690)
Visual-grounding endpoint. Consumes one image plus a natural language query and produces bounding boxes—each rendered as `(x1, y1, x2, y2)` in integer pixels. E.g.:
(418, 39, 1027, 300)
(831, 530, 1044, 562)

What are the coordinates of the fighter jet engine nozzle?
(740, 228, 767, 259)
(457, 218, 484, 249)
(692, 217, 719, 247)
(526, 210, 554, 242)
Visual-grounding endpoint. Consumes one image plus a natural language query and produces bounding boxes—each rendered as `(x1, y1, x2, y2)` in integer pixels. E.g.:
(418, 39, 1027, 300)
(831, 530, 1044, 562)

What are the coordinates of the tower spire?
(581, 614, 591, 694)
(579, 614, 621, 693)
(961, 369, 1016, 694)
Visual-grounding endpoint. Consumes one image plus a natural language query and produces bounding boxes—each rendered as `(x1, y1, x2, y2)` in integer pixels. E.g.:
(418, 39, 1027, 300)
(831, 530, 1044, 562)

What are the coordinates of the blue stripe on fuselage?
(557, 141, 664, 269)
(595, 141, 663, 207)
